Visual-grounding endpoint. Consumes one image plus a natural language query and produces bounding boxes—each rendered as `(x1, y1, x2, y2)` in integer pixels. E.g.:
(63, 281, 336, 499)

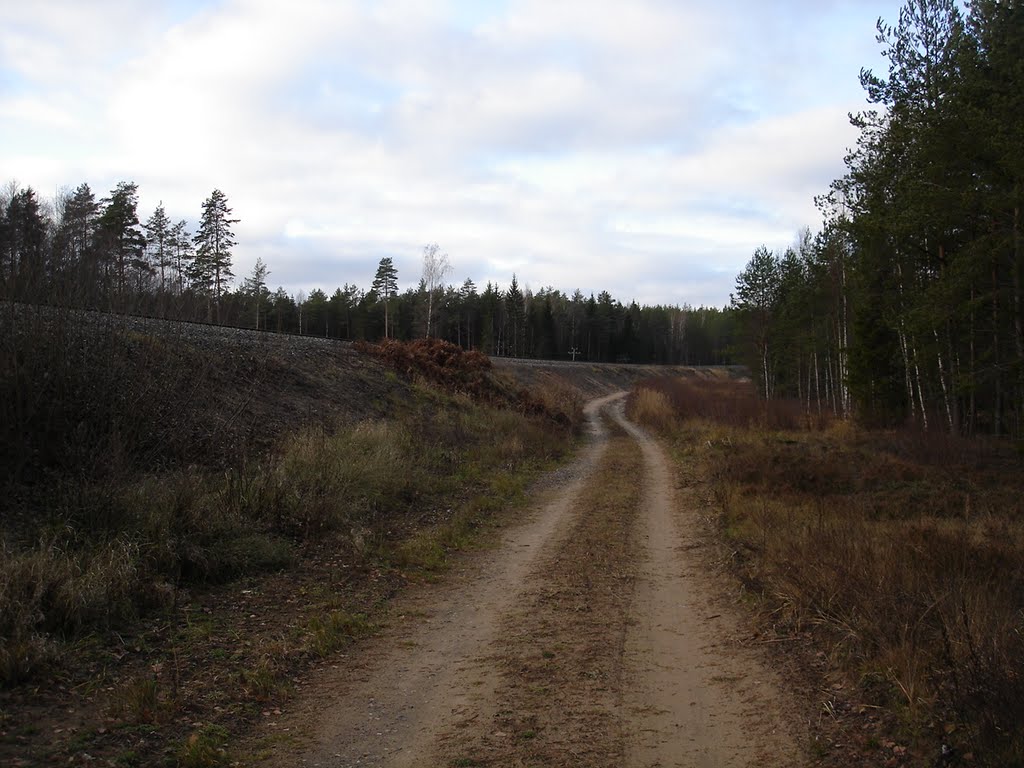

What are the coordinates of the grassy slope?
(629, 377, 1024, 768)
(0, 309, 581, 767)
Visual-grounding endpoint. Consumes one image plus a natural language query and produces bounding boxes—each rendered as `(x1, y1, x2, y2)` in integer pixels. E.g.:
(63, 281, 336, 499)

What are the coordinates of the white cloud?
(0, 0, 893, 306)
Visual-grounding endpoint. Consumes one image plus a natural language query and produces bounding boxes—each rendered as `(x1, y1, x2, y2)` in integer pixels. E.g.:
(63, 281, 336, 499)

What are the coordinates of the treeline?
(730, 0, 1023, 436)
(0, 183, 735, 365)
(0, 181, 240, 323)
(269, 274, 734, 366)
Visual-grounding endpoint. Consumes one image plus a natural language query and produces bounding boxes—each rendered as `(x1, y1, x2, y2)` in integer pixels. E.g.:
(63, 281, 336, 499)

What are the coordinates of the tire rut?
(264, 392, 627, 767)
(615, 408, 805, 768)
(254, 394, 804, 767)
(428, 401, 644, 767)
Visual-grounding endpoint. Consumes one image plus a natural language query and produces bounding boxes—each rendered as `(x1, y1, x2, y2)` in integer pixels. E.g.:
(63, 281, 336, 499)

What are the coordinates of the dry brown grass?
(629, 388, 675, 432)
(632, 375, 830, 431)
(0, 322, 577, 766)
(630, 375, 1024, 767)
(357, 337, 584, 430)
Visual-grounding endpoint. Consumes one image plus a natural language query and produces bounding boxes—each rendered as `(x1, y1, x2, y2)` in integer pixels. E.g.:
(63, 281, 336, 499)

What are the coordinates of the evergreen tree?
(731, 246, 781, 397)
(144, 202, 173, 293)
(505, 275, 525, 357)
(371, 256, 398, 338)
(96, 181, 146, 303)
(193, 189, 238, 322)
(268, 287, 295, 332)
(170, 220, 193, 294)
(480, 282, 500, 354)
(965, 0, 1024, 433)
(55, 183, 99, 301)
(331, 283, 363, 340)
(0, 187, 47, 301)
(305, 288, 330, 336)
(243, 257, 270, 330)
(458, 277, 478, 348)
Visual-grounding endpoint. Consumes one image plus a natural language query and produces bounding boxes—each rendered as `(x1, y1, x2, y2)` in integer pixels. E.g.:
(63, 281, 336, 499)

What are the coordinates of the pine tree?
(731, 246, 781, 398)
(965, 0, 1024, 433)
(0, 187, 47, 301)
(193, 189, 238, 322)
(480, 282, 500, 354)
(170, 220, 193, 295)
(97, 181, 146, 303)
(144, 202, 173, 293)
(505, 275, 525, 357)
(371, 256, 398, 338)
(55, 183, 99, 300)
(458, 278, 477, 348)
(243, 257, 270, 330)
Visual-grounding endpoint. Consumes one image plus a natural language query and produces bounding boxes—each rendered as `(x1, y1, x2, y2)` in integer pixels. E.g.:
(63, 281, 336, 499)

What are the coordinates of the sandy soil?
(615, 409, 802, 768)
(253, 393, 805, 767)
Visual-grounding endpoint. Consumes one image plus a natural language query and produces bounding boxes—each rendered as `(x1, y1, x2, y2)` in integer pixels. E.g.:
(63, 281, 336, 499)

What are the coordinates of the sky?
(0, 0, 897, 307)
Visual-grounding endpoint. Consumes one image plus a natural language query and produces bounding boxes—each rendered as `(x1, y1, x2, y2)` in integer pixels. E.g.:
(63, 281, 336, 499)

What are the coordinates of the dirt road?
(255, 393, 804, 767)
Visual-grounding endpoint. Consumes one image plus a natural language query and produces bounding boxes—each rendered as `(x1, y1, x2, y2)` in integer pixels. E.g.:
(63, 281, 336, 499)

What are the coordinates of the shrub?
(627, 388, 675, 431)
(633, 375, 824, 432)
(703, 424, 1024, 764)
(358, 338, 581, 428)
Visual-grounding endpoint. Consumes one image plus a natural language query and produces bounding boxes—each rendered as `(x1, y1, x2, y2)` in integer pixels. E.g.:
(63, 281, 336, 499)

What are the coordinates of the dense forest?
(2, 0, 1020, 433)
(0, 180, 735, 366)
(730, 0, 1023, 436)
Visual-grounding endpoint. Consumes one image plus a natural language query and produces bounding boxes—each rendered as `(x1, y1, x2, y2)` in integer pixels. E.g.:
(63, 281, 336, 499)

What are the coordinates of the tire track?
(429, 404, 643, 767)
(614, 407, 804, 768)
(255, 394, 804, 767)
(265, 393, 626, 767)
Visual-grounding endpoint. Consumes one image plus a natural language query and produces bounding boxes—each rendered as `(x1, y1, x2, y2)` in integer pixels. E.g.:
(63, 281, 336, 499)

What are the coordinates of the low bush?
(631, 374, 825, 431)
(359, 337, 583, 430)
(628, 388, 675, 432)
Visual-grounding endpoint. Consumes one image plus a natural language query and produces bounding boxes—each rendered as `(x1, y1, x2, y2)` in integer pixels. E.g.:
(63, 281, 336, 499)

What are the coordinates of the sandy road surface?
(615, 409, 801, 767)
(257, 394, 803, 767)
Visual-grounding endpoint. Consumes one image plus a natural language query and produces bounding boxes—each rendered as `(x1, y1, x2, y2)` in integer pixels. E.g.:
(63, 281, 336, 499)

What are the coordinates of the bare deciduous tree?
(421, 242, 451, 338)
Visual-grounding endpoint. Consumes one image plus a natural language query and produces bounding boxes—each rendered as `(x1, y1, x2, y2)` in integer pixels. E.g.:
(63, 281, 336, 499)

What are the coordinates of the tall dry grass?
(632, 375, 825, 431)
(630, 374, 1024, 766)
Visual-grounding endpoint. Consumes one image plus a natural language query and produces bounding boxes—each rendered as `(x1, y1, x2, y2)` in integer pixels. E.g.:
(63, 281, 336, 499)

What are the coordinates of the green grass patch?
(307, 611, 373, 658)
(177, 725, 231, 768)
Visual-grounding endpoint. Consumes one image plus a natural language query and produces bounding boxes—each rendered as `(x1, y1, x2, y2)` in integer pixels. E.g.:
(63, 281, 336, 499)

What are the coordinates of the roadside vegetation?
(629, 376, 1024, 767)
(0, 305, 581, 765)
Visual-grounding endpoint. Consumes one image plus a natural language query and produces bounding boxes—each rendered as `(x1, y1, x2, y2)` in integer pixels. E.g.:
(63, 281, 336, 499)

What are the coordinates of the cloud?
(0, 0, 893, 306)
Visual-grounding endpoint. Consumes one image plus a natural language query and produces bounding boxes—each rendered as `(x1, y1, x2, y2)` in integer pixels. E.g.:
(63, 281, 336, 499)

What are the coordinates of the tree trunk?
(1013, 194, 1023, 436)
(968, 287, 976, 435)
(814, 351, 822, 417)
(934, 329, 954, 432)
(912, 335, 928, 431)
(838, 256, 850, 416)
(993, 260, 1001, 435)
(762, 341, 771, 400)
(898, 327, 915, 423)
